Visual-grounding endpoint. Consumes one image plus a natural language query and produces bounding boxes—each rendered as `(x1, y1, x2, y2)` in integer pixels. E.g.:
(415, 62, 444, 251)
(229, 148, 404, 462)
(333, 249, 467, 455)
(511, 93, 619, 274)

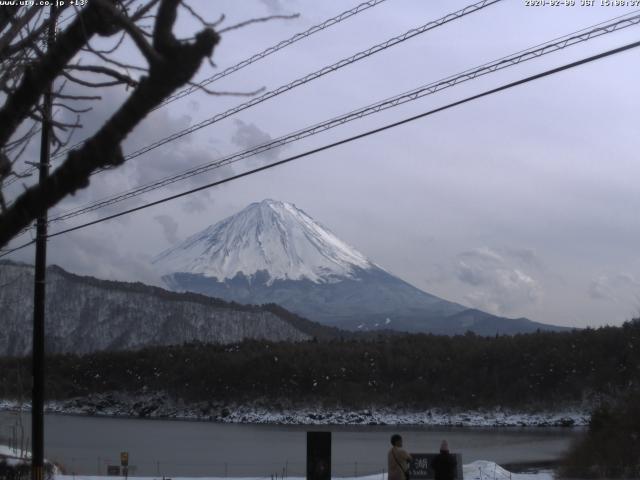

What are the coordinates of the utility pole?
(32, 6, 56, 480)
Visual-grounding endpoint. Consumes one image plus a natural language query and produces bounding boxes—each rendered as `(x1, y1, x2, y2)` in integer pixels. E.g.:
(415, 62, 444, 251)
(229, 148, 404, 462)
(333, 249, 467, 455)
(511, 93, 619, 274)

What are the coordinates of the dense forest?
(1, 320, 639, 410)
(561, 391, 640, 478)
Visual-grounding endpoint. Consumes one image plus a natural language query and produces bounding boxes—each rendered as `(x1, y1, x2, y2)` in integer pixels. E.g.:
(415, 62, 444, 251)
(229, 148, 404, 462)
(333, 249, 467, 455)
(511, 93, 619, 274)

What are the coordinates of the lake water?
(0, 412, 583, 477)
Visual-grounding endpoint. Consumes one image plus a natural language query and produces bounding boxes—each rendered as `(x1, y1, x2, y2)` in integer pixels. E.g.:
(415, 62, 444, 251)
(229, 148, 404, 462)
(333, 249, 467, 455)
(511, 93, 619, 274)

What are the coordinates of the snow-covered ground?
(0, 443, 30, 462)
(0, 398, 589, 427)
(53, 462, 553, 480)
(3, 444, 554, 480)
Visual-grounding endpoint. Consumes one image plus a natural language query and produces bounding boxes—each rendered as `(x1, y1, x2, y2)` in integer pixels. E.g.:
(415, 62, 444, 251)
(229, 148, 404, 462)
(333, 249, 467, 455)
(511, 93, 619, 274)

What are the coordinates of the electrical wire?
(44, 11, 640, 226)
(102, 0, 502, 167)
(2, 0, 392, 186)
(3, 0, 503, 240)
(158, 0, 391, 109)
(2, 37, 638, 258)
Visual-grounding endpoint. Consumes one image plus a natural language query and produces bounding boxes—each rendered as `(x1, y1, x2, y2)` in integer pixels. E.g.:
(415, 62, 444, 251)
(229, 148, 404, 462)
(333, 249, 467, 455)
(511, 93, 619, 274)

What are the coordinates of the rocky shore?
(0, 393, 589, 427)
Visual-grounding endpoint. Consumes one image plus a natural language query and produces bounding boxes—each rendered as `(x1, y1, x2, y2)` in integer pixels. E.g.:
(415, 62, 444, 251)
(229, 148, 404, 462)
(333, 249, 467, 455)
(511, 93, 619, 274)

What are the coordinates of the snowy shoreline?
(0, 396, 589, 427)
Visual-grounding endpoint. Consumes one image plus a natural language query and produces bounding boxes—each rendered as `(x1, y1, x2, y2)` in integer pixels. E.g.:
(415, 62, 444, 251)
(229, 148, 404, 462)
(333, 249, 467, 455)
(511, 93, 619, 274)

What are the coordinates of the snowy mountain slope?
(0, 261, 323, 356)
(153, 199, 373, 284)
(155, 200, 568, 335)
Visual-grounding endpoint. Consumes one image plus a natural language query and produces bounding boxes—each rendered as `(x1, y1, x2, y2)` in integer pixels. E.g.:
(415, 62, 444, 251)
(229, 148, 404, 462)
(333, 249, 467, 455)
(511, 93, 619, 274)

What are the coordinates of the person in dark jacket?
(431, 440, 457, 480)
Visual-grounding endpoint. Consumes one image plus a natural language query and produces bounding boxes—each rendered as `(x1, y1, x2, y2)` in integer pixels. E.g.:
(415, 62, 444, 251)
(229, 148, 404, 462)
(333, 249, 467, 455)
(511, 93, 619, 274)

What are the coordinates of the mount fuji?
(153, 200, 566, 335)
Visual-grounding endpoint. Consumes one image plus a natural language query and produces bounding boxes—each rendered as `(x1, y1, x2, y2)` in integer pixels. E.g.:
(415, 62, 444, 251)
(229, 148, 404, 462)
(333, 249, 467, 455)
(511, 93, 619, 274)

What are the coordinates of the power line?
(4, 0, 504, 241)
(108, 0, 501, 165)
(39, 0, 500, 181)
(157, 0, 391, 110)
(2, 37, 638, 259)
(44, 11, 640, 226)
(3, 0, 392, 186)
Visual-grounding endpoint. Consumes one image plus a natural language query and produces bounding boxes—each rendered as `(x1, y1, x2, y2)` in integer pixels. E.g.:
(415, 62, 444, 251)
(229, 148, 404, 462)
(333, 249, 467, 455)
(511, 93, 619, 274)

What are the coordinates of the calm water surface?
(0, 412, 584, 477)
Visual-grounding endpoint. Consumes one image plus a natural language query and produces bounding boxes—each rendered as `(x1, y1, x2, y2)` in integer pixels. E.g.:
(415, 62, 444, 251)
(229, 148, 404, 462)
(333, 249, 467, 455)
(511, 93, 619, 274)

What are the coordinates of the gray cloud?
(154, 215, 179, 245)
(424, 263, 447, 286)
(259, 0, 288, 14)
(47, 230, 162, 287)
(231, 119, 284, 166)
(588, 274, 640, 304)
(498, 247, 544, 270)
(455, 247, 542, 315)
(7, 1, 640, 329)
(181, 196, 208, 214)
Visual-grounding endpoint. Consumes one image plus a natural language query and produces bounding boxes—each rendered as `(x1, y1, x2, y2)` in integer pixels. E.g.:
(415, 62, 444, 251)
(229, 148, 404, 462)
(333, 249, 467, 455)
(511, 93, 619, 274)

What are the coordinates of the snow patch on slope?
(153, 200, 374, 284)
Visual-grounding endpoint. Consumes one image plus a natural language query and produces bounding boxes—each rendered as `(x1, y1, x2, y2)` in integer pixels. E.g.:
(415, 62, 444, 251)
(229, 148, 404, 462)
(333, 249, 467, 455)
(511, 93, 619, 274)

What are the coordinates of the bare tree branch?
(5, 122, 39, 152)
(95, 0, 162, 65)
(0, 11, 60, 61)
(61, 70, 129, 88)
(82, 31, 126, 55)
(218, 14, 300, 34)
(65, 64, 138, 87)
(0, 1, 117, 147)
(180, 1, 221, 28)
(52, 102, 93, 114)
(53, 92, 102, 101)
(186, 81, 266, 97)
(0, 0, 220, 248)
(0, 7, 39, 60)
(81, 43, 147, 72)
(129, 0, 162, 22)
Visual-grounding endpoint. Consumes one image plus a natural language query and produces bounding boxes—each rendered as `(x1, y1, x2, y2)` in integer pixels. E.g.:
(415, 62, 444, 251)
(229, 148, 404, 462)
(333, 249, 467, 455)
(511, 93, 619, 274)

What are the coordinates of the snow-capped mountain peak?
(152, 199, 374, 284)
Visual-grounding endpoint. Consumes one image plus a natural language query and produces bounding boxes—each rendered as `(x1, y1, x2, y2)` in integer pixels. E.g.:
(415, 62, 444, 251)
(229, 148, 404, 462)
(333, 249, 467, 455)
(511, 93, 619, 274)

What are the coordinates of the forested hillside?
(0, 261, 345, 355)
(2, 320, 638, 409)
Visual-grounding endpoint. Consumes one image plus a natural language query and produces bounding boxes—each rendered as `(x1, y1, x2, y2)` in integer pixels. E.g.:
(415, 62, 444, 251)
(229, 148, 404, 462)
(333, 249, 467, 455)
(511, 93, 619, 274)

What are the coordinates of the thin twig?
(52, 102, 93, 114)
(52, 115, 81, 154)
(180, 1, 220, 28)
(61, 70, 130, 88)
(187, 82, 266, 97)
(218, 14, 300, 34)
(82, 31, 126, 55)
(94, 0, 162, 65)
(65, 64, 138, 87)
(53, 92, 102, 101)
(82, 44, 147, 73)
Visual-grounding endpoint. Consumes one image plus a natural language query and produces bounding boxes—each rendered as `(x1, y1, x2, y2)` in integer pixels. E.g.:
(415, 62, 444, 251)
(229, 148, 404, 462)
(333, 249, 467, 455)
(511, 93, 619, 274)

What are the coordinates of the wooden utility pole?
(32, 6, 56, 480)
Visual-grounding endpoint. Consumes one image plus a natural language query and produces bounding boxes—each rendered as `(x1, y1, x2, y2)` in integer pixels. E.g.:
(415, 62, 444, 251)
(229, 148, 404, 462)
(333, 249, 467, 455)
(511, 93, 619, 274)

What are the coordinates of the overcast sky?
(5, 0, 640, 328)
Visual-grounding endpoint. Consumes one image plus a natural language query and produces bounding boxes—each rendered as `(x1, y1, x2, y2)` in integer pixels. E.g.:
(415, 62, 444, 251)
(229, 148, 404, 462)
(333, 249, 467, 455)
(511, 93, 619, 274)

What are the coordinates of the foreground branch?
(0, 1, 219, 248)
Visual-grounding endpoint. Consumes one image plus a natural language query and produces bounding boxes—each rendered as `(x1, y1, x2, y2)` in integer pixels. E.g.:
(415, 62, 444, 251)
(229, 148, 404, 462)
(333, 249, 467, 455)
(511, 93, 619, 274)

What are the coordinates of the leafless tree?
(0, 0, 285, 249)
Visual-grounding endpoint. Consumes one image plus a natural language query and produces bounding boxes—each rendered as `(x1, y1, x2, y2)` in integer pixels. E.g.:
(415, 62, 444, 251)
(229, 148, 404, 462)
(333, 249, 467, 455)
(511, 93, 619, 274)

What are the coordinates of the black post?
(32, 6, 55, 480)
(306, 432, 331, 480)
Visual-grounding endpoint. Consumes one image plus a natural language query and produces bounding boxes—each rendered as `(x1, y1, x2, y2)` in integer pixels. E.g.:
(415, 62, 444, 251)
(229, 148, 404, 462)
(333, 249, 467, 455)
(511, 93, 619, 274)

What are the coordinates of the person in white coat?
(388, 434, 412, 480)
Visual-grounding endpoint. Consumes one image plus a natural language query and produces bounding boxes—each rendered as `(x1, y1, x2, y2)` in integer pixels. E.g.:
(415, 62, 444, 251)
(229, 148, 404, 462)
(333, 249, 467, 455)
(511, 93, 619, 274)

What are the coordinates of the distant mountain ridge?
(0, 261, 341, 357)
(154, 199, 568, 335)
